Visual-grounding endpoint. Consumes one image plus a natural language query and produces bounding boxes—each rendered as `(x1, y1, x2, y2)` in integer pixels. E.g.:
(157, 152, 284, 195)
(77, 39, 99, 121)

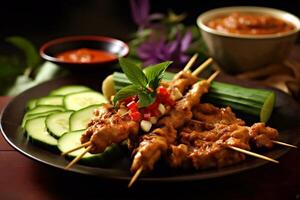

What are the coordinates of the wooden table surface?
(1, 96, 300, 200)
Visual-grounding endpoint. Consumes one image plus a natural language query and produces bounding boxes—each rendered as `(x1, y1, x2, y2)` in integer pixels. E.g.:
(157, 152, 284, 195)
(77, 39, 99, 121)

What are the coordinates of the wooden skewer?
(228, 146, 279, 164)
(183, 53, 198, 71)
(207, 70, 220, 84)
(192, 57, 213, 76)
(61, 141, 91, 156)
(128, 166, 143, 188)
(272, 140, 298, 148)
(65, 146, 92, 169)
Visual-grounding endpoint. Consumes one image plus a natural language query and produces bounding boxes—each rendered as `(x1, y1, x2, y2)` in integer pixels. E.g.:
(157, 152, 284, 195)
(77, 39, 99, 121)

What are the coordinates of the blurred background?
(0, 0, 299, 98)
(0, 0, 299, 45)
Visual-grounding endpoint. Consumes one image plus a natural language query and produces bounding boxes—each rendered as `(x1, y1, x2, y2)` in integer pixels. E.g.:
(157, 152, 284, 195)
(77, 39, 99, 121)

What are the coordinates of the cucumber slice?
(25, 117, 58, 151)
(69, 104, 101, 131)
(46, 111, 73, 138)
(26, 105, 65, 116)
(26, 99, 38, 110)
(22, 110, 61, 128)
(64, 91, 107, 111)
(36, 96, 64, 106)
(58, 130, 121, 165)
(50, 85, 92, 96)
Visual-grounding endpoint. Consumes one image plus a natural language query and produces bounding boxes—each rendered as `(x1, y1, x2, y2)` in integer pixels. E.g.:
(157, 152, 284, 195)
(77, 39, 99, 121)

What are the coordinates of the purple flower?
(130, 0, 150, 28)
(137, 30, 193, 66)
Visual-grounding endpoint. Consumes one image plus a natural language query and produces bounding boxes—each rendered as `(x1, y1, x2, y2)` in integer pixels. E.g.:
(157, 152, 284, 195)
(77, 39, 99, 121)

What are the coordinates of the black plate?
(1, 74, 300, 182)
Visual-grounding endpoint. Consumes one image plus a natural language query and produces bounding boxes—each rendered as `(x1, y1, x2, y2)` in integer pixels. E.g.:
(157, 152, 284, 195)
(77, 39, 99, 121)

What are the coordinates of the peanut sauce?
(207, 12, 295, 35)
(56, 48, 117, 63)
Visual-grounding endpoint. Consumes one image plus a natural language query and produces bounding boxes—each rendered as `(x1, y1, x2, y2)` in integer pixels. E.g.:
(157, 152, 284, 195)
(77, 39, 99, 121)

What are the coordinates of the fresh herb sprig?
(113, 58, 172, 107)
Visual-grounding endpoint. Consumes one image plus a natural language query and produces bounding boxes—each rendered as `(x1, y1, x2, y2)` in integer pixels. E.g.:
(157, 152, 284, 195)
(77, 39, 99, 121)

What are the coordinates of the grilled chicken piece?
(81, 104, 139, 154)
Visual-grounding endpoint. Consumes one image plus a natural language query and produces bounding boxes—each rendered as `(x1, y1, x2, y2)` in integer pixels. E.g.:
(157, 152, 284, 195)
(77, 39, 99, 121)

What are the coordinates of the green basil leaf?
(113, 84, 140, 105)
(143, 61, 172, 89)
(119, 57, 148, 88)
(138, 91, 155, 108)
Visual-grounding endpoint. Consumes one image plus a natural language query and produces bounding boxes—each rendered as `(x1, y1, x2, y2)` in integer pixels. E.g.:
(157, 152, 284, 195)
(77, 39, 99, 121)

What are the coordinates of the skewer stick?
(183, 53, 198, 71)
(128, 166, 143, 188)
(65, 146, 92, 169)
(207, 70, 220, 84)
(61, 141, 91, 156)
(228, 146, 279, 164)
(272, 140, 298, 148)
(192, 57, 213, 76)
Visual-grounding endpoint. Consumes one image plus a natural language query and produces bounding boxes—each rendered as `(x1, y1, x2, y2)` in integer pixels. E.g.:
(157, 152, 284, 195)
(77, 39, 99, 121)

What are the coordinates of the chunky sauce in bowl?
(56, 48, 117, 63)
(207, 12, 295, 35)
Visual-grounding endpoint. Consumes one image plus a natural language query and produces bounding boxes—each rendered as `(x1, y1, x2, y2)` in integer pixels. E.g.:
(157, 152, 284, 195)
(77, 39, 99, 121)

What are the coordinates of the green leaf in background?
(6, 36, 41, 69)
(143, 61, 172, 89)
(119, 57, 148, 88)
(7, 62, 61, 96)
(113, 84, 141, 106)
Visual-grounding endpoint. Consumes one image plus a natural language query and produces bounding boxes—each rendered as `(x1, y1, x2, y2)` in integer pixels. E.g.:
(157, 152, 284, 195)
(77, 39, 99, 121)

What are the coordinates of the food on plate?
(21, 56, 296, 187)
(56, 48, 117, 63)
(207, 12, 295, 35)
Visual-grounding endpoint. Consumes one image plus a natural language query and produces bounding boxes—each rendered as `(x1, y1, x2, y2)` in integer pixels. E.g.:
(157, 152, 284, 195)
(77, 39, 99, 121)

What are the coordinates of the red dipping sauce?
(56, 48, 117, 63)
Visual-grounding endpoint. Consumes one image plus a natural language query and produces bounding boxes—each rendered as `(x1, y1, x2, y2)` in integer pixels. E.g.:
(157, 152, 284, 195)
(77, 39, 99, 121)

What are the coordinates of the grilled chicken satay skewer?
(169, 118, 280, 170)
(129, 70, 220, 187)
(64, 56, 212, 169)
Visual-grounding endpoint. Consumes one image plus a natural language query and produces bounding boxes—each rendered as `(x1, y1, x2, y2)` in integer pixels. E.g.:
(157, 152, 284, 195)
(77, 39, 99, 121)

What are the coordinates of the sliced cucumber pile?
(58, 130, 121, 166)
(22, 85, 119, 165)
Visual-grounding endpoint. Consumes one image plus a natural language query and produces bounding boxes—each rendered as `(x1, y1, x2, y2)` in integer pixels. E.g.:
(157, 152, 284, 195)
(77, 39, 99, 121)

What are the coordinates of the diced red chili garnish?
(130, 111, 141, 122)
(127, 101, 138, 112)
(164, 98, 176, 106)
(147, 101, 159, 111)
(151, 109, 161, 117)
(158, 86, 169, 96)
(143, 113, 151, 120)
(122, 96, 137, 105)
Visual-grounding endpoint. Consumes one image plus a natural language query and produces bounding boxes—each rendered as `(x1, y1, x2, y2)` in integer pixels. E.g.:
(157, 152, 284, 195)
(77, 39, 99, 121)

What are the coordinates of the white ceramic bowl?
(197, 6, 300, 74)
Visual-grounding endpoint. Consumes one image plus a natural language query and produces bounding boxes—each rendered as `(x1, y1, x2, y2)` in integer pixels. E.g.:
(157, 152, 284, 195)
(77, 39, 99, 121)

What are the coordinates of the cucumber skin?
(26, 99, 37, 110)
(27, 136, 59, 153)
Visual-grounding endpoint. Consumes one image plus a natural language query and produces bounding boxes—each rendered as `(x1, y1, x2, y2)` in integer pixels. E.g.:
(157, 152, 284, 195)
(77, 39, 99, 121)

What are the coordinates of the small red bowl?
(40, 35, 129, 72)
